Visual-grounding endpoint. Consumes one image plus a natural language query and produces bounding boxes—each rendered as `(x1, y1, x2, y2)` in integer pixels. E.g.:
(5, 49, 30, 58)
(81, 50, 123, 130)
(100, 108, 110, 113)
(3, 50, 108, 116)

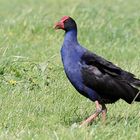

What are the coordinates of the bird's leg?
(80, 101, 102, 126)
(101, 104, 107, 123)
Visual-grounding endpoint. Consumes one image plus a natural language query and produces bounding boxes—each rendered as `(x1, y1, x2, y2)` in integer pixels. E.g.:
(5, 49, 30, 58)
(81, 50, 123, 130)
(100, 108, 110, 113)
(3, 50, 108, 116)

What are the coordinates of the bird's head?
(54, 16, 77, 32)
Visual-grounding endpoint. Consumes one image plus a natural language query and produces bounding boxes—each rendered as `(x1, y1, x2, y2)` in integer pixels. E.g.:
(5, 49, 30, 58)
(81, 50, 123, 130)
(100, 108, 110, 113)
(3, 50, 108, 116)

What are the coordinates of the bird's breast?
(60, 44, 86, 90)
(62, 57, 83, 89)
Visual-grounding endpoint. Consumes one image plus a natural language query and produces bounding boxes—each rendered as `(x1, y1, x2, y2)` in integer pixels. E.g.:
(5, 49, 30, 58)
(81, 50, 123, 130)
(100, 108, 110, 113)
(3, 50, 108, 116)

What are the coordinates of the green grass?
(0, 0, 140, 139)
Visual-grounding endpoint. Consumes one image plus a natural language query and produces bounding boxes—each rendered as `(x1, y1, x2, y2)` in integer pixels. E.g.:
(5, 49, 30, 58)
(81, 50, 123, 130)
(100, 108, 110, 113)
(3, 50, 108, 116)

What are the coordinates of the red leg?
(80, 101, 103, 126)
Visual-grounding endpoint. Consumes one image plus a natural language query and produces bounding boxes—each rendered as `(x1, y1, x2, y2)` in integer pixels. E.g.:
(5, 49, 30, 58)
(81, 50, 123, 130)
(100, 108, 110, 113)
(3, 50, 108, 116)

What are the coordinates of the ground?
(0, 0, 140, 139)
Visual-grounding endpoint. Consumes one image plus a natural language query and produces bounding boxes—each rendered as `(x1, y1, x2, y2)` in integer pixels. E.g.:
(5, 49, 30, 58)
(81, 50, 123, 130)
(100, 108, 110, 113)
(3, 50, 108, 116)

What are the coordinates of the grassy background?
(0, 0, 140, 139)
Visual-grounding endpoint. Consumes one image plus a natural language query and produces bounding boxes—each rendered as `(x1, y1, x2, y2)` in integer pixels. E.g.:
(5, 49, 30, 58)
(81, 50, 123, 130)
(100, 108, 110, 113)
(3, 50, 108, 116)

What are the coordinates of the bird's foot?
(80, 108, 102, 127)
(80, 101, 102, 127)
(79, 101, 107, 127)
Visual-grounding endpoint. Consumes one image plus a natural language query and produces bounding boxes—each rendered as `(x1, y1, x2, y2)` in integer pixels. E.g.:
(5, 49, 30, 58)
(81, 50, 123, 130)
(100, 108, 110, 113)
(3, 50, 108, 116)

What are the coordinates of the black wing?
(81, 50, 140, 86)
(80, 50, 140, 104)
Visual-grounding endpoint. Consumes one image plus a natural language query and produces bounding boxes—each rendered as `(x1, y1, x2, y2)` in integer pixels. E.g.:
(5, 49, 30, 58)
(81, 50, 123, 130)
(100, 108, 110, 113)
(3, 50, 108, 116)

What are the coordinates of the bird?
(54, 16, 140, 126)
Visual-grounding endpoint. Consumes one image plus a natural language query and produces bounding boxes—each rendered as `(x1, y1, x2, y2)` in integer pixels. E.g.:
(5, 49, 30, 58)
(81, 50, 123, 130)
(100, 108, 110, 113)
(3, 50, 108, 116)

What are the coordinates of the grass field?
(0, 0, 140, 139)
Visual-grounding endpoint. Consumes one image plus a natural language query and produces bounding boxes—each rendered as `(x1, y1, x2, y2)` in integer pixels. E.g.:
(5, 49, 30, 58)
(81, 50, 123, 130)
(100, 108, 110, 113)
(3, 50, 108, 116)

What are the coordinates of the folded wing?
(80, 50, 140, 104)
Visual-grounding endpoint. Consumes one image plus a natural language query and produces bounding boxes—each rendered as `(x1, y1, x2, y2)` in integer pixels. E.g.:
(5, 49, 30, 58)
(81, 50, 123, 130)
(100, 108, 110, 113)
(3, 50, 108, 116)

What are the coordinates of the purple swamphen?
(54, 16, 140, 126)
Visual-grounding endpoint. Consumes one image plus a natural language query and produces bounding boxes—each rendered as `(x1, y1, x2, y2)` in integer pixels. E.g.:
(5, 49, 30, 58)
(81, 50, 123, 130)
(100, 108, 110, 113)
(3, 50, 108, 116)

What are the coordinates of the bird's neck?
(64, 29, 78, 44)
(61, 29, 80, 63)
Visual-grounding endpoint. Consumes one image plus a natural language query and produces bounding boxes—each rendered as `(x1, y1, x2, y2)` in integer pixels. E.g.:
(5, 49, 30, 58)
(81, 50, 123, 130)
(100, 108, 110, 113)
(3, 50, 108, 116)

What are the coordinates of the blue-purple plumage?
(61, 30, 99, 101)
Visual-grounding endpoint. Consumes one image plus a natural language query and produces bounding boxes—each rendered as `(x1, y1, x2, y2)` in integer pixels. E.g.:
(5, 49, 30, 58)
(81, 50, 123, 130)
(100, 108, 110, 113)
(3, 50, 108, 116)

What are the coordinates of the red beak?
(54, 21, 64, 30)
